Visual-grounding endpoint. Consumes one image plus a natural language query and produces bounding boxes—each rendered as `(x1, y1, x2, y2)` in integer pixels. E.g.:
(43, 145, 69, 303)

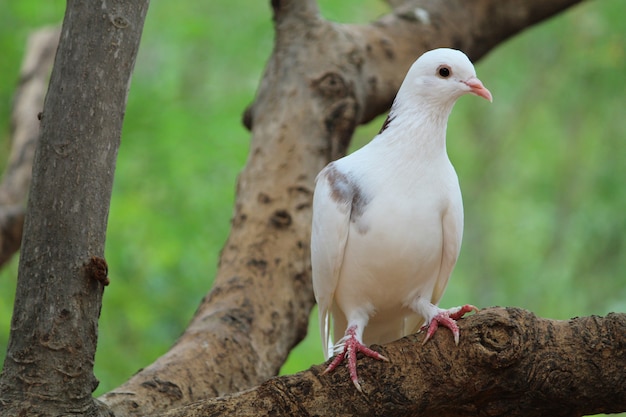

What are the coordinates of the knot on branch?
(109, 15, 130, 29)
(311, 72, 351, 100)
(311, 72, 359, 161)
(270, 209, 292, 229)
(470, 307, 527, 368)
(140, 378, 183, 401)
(85, 256, 109, 286)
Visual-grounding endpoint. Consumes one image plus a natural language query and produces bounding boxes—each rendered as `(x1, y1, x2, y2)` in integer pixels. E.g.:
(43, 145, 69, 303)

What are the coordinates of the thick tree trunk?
(99, 0, 588, 416)
(158, 308, 626, 417)
(0, 2, 148, 416)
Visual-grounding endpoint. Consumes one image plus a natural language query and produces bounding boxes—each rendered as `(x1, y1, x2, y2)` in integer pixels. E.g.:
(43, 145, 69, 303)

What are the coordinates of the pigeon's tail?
(360, 313, 425, 346)
(404, 314, 427, 338)
(319, 308, 333, 360)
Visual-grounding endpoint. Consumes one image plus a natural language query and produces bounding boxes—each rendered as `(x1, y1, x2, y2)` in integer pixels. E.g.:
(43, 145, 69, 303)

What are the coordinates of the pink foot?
(322, 325, 389, 392)
(422, 304, 478, 345)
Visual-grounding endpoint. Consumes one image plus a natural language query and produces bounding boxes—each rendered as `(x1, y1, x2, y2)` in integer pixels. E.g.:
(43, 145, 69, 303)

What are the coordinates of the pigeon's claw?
(422, 304, 478, 345)
(322, 326, 388, 392)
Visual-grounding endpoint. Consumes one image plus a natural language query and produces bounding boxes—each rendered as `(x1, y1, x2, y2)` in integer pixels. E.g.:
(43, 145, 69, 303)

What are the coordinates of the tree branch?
(0, 27, 59, 268)
(101, 0, 585, 415)
(340, 0, 588, 124)
(158, 309, 626, 417)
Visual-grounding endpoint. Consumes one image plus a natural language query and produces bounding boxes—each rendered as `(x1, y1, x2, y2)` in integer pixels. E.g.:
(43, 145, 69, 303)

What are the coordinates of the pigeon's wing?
(432, 202, 464, 305)
(404, 201, 463, 336)
(311, 166, 352, 360)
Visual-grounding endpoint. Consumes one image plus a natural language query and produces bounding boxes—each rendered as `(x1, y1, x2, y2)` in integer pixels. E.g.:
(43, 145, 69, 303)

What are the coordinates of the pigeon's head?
(400, 48, 492, 106)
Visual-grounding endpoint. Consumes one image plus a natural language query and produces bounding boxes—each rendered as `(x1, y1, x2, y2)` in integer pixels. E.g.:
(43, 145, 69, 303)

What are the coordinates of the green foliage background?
(0, 0, 624, 411)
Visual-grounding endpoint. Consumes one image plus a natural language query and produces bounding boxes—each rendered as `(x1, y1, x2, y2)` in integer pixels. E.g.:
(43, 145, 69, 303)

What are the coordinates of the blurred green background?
(0, 0, 624, 411)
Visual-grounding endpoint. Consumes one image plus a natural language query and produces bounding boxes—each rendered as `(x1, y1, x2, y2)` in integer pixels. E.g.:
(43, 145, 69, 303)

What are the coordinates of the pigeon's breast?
(334, 184, 451, 315)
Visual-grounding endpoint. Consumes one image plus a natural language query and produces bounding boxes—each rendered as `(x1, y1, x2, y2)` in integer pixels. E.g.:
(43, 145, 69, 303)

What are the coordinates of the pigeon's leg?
(322, 324, 389, 392)
(411, 298, 478, 345)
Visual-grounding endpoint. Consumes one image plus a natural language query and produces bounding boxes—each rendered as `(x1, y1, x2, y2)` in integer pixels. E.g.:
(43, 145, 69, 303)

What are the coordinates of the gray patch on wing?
(324, 163, 371, 232)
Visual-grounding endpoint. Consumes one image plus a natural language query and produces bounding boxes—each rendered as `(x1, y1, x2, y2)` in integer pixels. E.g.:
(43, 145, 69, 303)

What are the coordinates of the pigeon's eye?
(437, 65, 451, 78)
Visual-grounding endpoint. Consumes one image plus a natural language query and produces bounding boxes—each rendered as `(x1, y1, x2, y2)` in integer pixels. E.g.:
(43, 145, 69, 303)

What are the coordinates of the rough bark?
(0, 2, 149, 416)
(158, 308, 626, 417)
(99, 0, 586, 416)
(0, 27, 59, 268)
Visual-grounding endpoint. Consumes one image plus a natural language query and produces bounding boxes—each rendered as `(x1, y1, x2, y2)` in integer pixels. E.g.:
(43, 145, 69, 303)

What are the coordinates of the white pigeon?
(311, 48, 492, 391)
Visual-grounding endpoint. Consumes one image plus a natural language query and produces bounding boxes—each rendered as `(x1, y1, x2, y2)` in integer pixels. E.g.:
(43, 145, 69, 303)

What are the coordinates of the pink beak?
(464, 76, 493, 102)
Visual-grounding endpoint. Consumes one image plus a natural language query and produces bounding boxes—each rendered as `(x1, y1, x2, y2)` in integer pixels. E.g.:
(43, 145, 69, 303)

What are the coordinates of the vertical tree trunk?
(0, 2, 149, 415)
